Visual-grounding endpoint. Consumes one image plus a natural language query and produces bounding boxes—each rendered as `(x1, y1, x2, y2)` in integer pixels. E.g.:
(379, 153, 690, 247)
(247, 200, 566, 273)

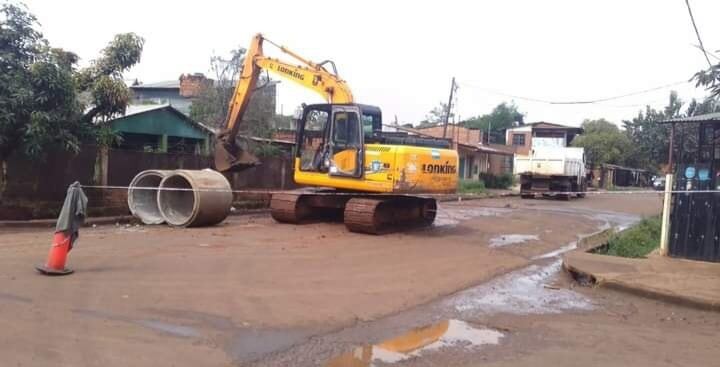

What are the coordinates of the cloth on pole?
(55, 181, 88, 250)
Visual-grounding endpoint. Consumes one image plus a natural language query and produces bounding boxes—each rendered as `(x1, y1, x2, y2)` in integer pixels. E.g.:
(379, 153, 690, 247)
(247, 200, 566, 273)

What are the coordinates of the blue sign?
(699, 168, 710, 181)
(685, 166, 696, 179)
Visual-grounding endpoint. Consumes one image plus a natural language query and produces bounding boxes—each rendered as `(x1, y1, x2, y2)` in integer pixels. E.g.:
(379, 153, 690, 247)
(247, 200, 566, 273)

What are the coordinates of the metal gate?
(670, 164, 720, 261)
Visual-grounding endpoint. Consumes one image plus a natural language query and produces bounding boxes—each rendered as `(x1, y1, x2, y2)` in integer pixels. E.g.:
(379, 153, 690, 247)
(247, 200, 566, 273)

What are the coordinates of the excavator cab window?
(298, 108, 330, 172)
(329, 106, 363, 177)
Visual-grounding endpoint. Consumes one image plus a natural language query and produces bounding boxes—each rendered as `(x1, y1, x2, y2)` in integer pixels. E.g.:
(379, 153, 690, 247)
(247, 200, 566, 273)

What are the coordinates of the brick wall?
(415, 125, 482, 146)
(179, 73, 212, 98)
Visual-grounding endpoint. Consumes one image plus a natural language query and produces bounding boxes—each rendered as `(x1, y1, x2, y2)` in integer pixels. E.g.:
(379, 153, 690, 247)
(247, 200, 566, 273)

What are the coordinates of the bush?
(458, 179, 485, 194)
(597, 216, 661, 258)
(479, 173, 515, 189)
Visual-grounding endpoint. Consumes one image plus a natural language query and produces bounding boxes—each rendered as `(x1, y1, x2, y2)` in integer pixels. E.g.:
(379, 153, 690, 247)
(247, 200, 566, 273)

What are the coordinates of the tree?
(77, 32, 145, 124)
(572, 119, 634, 168)
(621, 91, 705, 170)
(693, 59, 720, 98)
(190, 48, 276, 136)
(462, 102, 524, 144)
(0, 2, 144, 195)
(0, 3, 87, 160)
(418, 102, 452, 127)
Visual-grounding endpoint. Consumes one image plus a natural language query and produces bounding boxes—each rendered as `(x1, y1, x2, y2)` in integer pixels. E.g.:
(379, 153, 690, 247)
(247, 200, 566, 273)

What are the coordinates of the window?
(330, 110, 362, 177)
(299, 109, 329, 172)
(512, 133, 526, 146)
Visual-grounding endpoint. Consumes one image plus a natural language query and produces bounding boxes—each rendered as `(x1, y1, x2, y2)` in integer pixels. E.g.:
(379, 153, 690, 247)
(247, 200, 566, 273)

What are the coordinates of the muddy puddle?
(434, 206, 512, 227)
(489, 234, 539, 248)
(448, 258, 594, 315)
(325, 319, 503, 367)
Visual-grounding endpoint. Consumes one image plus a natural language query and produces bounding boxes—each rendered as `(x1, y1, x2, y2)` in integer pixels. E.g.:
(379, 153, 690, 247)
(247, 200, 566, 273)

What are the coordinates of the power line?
(684, 0, 714, 69)
(457, 80, 690, 105)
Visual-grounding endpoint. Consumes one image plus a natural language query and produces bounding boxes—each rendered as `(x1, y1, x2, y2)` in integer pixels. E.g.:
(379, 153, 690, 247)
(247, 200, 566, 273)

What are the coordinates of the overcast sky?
(22, 0, 720, 127)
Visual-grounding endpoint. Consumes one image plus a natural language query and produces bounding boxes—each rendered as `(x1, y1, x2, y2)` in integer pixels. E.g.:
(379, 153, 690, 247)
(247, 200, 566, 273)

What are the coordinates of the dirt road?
(3, 193, 711, 367)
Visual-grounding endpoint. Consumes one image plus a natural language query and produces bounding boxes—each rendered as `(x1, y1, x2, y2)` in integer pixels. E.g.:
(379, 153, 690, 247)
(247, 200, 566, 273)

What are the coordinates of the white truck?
(514, 145, 587, 200)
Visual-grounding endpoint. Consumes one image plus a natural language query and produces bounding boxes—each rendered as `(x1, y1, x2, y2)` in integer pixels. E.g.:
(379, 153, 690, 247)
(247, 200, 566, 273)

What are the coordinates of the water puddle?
(325, 319, 503, 366)
(136, 320, 201, 338)
(489, 234, 539, 248)
(225, 328, 315, 364)
(533, 241, 577, 259)
(73, 308, 201, 338)
(448, 259, 593, 315)
(434, 207, 512, 227)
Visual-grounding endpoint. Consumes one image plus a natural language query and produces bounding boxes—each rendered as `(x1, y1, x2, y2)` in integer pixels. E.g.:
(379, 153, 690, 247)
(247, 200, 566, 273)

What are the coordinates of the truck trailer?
(515, 146, 587, 200)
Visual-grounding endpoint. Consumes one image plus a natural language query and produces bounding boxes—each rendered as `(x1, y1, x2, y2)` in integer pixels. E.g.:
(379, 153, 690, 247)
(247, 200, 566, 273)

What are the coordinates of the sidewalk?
(564, 251, 720, 311)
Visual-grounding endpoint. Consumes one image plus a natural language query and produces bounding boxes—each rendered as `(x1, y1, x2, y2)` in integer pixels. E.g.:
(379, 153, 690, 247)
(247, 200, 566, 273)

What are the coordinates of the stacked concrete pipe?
(127, 170, 173, 224)
(157, 169, 233, 227)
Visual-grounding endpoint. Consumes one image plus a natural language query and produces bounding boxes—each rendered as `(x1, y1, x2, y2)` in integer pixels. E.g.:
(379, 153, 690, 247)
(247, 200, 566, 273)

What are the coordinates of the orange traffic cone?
(35, 232, 74, 275)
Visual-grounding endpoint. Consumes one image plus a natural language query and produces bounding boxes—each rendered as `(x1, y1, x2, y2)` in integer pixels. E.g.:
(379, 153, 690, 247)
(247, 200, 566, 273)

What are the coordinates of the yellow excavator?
(215, 33, 458, 234)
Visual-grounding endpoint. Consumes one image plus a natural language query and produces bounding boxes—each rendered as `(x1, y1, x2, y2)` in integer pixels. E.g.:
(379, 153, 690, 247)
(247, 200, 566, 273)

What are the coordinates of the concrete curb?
(563, 245, 720, 313)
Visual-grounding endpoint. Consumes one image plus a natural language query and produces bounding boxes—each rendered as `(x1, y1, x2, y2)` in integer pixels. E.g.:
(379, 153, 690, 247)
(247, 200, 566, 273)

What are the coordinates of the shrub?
(458, 179, 485, 194)
(597, 216, 661, 258)
(479, 173, 515, 189)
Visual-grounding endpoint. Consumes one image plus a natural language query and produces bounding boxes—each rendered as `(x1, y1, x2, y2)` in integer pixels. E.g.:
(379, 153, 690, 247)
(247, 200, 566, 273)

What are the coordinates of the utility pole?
(442, 77, 457, 139)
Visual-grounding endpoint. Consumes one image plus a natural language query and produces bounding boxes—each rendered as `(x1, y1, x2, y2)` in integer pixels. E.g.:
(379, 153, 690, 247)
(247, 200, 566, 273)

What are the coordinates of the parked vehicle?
(515, 146, 587, 200)
(652, 176, 666, 191)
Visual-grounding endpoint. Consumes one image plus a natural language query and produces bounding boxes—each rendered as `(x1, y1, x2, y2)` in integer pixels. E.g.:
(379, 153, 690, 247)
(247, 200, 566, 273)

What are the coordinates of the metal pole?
(442, 77, 456, 139)
(668, 123, 675, 170)
(660, 123, 676, 256)
(659, 173, 673, 256)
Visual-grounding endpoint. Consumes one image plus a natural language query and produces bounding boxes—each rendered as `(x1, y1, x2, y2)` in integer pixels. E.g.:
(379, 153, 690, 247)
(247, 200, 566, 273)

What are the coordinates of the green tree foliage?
(621, 91, 720, 170)
(78, 32, 144, 123)
(0, 2, 144, 163)
(572, 119, 634, 167)
(418, 102, 452, 127)
(693, 57, 720, 99)
(0, 2, 86, 160)
(462, 102, 524, 144)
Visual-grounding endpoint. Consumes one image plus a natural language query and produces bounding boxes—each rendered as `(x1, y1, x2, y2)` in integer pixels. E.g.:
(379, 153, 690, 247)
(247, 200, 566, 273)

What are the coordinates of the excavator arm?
(215, 33, 354, 172)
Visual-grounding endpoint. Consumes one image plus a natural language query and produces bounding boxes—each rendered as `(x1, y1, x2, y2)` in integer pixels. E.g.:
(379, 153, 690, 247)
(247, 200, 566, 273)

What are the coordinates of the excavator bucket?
(213, 135, 261, 173)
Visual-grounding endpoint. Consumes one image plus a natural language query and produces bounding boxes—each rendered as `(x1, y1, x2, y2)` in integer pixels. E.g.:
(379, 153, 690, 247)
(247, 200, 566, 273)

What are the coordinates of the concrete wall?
(507, 131, 531, 156)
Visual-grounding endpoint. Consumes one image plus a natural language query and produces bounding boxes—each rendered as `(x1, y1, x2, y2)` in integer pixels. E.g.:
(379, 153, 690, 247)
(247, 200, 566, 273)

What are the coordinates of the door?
(328, 106, 364, 178)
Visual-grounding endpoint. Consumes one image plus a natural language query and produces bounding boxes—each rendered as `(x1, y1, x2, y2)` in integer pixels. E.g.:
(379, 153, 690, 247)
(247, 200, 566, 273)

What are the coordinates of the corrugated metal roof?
(659, 112, 720, 124)
(130, 80, 180, 89)
(114, 104, 214, 135)
(123, 103, 171, 117)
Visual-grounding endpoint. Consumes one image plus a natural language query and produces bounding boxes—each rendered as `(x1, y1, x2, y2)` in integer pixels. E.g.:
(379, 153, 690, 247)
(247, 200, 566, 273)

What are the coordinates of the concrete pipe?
(127, 170, 173, 224)
(157, 169, 233, 227)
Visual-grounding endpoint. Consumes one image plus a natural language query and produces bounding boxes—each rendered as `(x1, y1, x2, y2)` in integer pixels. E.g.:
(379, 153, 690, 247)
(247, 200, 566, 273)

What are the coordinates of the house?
(411, 124, 515, 179)
(129, 75, 205, 115)
(109, 104, 213, 155)
(592, 164, 652, 188)
(505, 122, 583, 156)
(129, 73, 278, 117)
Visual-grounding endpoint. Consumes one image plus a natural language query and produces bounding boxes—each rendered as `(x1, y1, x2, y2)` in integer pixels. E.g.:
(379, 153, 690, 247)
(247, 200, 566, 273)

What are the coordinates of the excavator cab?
(296, 103, 365, 178)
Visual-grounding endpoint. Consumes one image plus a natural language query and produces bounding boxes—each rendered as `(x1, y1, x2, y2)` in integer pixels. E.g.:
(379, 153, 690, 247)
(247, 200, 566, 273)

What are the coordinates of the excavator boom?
(215, 33, 353, 172)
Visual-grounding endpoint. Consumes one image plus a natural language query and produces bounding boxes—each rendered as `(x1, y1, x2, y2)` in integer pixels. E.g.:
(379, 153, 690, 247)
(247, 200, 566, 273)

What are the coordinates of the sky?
(21, 0, 720, 127)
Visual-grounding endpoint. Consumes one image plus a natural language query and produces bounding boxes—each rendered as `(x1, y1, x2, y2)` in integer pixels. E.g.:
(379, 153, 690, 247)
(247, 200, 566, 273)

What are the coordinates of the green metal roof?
(110, 104, 211, 140)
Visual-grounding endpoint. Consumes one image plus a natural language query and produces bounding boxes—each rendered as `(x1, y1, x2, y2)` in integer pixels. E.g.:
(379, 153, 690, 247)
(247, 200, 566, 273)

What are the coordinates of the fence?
(0, 146, 296, 220)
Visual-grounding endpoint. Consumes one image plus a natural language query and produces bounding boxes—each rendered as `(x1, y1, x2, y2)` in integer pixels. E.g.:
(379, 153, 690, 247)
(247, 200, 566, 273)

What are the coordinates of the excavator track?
(343, 196, 437, 234)
(271, 190, 437, 234)
(270, 192, 310, 223)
